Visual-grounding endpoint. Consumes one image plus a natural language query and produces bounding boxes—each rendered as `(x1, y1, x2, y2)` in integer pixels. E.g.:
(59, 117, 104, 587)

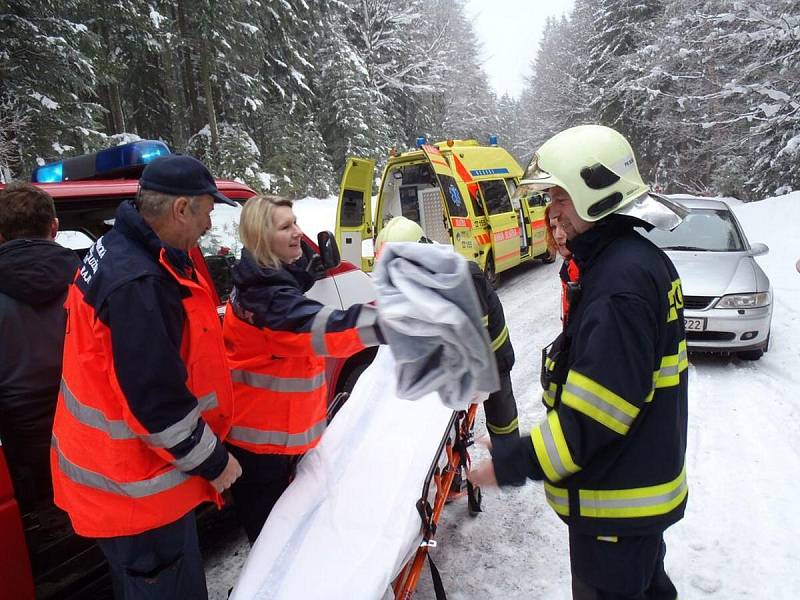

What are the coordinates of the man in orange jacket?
(51, 155, 242, 600)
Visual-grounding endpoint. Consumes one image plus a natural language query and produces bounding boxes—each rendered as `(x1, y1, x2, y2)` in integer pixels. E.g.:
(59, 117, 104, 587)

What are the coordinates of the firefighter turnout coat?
(223, 249, 382, 455)
(496, 216, 688, 536)
(51, 201, 234, 538)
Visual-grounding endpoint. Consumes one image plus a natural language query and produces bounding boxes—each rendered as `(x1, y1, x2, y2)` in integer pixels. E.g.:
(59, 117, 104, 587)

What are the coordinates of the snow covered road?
(206, 193, 800, 599)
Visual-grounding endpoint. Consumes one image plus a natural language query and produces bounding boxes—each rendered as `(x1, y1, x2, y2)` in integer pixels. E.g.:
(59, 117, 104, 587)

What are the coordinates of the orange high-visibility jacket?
(51, 202, 233, 538)
(223, 249, 381, 455)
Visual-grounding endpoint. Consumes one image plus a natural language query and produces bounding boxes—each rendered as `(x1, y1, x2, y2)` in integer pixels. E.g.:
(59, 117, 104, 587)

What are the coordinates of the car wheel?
(540, 249, 557, 264)
(484, 254, 498, 289)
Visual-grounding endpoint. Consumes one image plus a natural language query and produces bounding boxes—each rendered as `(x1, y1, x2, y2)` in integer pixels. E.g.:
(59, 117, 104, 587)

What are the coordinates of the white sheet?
(230, 347, 456, 600)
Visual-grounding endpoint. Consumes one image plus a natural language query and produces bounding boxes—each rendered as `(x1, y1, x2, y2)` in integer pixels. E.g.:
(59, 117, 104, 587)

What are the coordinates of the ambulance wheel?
(484, 254, 498, 289)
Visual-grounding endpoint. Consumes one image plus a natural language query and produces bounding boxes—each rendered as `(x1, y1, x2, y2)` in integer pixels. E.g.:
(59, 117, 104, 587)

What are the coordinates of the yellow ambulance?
(335, 137, 553, 285)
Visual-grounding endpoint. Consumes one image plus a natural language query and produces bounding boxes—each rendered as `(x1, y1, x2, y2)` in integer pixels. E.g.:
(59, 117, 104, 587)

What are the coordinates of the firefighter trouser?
(484, 370, 520, 451)
(569, 530, 678, 600)
(227, 443, 295, 545)
(96, 510, 207, 600)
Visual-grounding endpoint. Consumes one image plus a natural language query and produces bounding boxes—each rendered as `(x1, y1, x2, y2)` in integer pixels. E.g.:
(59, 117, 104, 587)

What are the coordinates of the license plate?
(684, 317, 706, 331)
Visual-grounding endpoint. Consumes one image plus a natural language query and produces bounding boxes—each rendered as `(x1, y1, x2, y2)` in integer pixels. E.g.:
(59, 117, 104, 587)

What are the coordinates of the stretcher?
(230, 347, 482, 600)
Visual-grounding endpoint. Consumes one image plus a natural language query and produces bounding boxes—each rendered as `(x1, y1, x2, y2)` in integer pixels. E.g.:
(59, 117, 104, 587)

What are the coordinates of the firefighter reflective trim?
(355, 304, 381, 347)
(545, 355, 556, 374)
(491, 325, 509, 352)
(544, 483, 570, 516)
(51, 434, 188, 498)
(231, 369, 325, 393)
(542, 383, 557, 408)
(487, 416, 519, 436)
(480, 314, 489, 327)
(170, 423, 217, 471)
(311, 305, 335, 355)
(578, 465, 688, 518)
(60, 380, 217, 447)
(654, 340, 689, 389)
(531, 411, 581, 482)
(227, 417, 327, 448)
(561, 371, 639, 435)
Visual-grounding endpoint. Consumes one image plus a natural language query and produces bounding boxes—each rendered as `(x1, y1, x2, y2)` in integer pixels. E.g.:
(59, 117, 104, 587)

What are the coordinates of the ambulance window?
(480, 180, 513, 215)
(340, 189, 366, 227)
(399, 186, 421, 223)
(472, 190, 487, 218)
(439, 174, 468, 217)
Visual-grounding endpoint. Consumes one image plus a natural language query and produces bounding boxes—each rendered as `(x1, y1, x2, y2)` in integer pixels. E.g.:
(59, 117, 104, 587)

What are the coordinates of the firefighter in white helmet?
(470, 125, 688, 600)
(375, 217, 521, 467)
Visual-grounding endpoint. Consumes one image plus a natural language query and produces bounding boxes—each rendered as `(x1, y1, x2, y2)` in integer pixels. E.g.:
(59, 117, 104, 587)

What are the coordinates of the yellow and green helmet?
(516, 125, 686, 230)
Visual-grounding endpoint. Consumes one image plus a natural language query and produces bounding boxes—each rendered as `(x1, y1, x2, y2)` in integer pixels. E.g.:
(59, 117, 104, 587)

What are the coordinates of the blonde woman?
(222, 195, 383, 543)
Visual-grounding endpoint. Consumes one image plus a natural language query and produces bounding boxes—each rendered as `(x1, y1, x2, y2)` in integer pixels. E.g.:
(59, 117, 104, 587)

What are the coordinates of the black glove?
(305, 253, 327, 280)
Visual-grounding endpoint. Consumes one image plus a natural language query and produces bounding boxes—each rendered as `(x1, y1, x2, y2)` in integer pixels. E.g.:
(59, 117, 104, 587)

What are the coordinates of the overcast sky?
(465, 0, 576, 99)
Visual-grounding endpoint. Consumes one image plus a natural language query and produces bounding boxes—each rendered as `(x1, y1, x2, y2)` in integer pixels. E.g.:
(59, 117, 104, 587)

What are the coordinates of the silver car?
(640, 197, 773, 360)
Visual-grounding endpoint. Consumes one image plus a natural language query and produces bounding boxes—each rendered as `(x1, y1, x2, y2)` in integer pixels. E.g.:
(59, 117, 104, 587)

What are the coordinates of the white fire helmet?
(515, 125, 687, 230)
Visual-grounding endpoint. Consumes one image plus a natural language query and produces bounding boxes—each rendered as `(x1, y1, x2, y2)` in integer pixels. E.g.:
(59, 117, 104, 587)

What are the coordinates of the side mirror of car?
(317, 230, 341, 270)
(749, 242, 769, 257)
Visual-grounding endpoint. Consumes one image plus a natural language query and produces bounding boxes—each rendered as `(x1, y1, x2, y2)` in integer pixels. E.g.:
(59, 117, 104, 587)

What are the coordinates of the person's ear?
(50, 217, 59, 240)
(172, 196, 190, 222)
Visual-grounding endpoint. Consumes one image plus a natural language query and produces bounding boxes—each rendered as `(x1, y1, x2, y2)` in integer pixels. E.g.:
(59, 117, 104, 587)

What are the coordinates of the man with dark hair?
(0, 182, 80, 517)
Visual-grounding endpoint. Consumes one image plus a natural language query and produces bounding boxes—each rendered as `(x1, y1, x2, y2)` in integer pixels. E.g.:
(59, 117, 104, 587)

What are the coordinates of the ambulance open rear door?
(419, 145, 473, 260)
(336, 158, 375, 272)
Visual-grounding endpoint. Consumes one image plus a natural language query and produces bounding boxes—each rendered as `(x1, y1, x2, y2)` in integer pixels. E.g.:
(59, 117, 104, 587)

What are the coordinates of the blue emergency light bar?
(32, 140, 171, 183)
(415, 136, 427, 148)
(488, 134, 498, 146)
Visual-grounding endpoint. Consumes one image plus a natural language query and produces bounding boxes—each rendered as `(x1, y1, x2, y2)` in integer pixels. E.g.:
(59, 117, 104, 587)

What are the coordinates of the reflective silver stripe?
(579, 478, 688, 512)
(61, 379, 136, 440)
(228, 418, 327, 448)
(51, 434, 188, 498)
(564, 381, 635, 429)
(143, 405, 201, 448)
(62, 380, 217, 449)
(197, 392, 218, 412)
(171, 423, 218, 471)
(231, 369, 325, 393)
(658, 363, 681, 379)
(356, 304, 381, 347)
(311, 305, 335, 355)
(143, 393, 217, 448)
(540, 417, 575, 480)
(679, 346, 688, 365)
(544, 487, 569, 512)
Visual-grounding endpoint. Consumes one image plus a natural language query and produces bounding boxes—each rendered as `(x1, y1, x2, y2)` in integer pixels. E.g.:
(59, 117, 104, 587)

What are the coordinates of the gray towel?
(373, 242, 499, 409)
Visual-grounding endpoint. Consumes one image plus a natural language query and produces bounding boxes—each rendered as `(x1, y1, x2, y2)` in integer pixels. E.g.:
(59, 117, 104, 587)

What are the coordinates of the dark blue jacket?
(72, 200, 228, 480)
(495, 216, 688, 536)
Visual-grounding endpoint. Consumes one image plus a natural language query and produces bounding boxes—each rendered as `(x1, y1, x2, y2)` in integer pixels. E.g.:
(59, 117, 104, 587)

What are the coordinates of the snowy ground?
(206, 192, 800, 599)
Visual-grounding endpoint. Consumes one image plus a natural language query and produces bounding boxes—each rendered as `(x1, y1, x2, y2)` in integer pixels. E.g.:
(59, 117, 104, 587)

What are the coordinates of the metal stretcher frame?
(392, 403, 482, 599)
